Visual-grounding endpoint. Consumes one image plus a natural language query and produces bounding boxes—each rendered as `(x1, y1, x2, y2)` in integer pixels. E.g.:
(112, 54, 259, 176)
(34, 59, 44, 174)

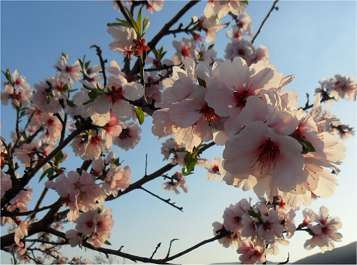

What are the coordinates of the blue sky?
(1, 1, 356, 263)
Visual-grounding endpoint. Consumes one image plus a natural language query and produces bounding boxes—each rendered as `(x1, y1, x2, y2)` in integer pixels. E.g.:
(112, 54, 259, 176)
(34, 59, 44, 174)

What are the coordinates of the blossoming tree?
(1, 0, 356, 263)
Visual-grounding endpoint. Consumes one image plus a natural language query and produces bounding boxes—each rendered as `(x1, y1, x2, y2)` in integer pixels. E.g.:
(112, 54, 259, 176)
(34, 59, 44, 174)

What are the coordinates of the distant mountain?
(294, 242, 356, 264)
(213, 242, 356, 264)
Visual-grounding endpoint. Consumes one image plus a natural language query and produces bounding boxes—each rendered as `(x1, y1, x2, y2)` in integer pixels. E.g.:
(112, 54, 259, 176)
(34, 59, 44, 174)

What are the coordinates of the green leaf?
(135, 106, 145, 124)
(39, 168, 54, 182)
(104, 240, 112, 245)
(54, 151, 65, 166)
(137, 7, 143, 35)
(182, 151, 198, 176)
(143, 17, 150, 34)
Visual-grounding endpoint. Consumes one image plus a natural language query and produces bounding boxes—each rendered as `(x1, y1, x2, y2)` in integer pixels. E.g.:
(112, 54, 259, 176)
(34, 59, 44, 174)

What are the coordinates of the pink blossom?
(75, 208, 113, 247)
(317, 75, 357, 101)
(238, 240, 266, 264)
(205, 57, 279, 120)
(90, 61, 144, 120)
(256, 207, 285, 243)
(147, 0, 164, 12)
(65, 229, 83, 247)
(202, 158, 225, 180)
(223, 199, 250, 234)
(114, 122, 141, 150)
(161, 138, 183, 160)
(1, 70, 32, 107)
(225, 39, 255, 63)
(1, 173, 12, 199)
(223, 121, 305, 194)
(304, 206, 343, 252)
(212, 221, 240, 248)
(204, 0, 244, 19)
(172, 38, 194, 62)
(199, 16, 225, 43)
(104, 165, 131, 195)
(46, 171, 104, 220)
(163, 172, 187, 194)
(152, 109, 175, 137)
(55, 54, 81, 83)
(108, 25, 137, 55)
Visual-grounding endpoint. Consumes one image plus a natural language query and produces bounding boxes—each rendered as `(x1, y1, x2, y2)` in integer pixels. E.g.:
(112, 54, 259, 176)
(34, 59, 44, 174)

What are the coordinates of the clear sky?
(1, 0, 356, 263)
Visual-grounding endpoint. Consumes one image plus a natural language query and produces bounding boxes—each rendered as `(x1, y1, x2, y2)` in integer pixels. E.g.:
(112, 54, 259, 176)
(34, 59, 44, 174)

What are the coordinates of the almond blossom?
(1, 173, 12, 199)
(223, 121, 305, 195)
(172, 38, 195, 63)
(223, 199, 250, 235)
(108, 25, 137, 56)
(75, 208, 113, 247)
(46, 171, 104, 220)
(316, 74, 357, 101)
(55, 54, 81, 83)
(205, 57, 281, 121)
(1, 70, 32, 107)
(104, 165, 131, 195)
(237, 240, 266, 264)
(163, 172, 188, 194)
(114, 122, 141, 150)
(201, 158, 225, 180)
(304, 206, 343, 252)
(89, 61, 144, 120)
(147, 0, 164, 12)
(204, 0, 244, 19)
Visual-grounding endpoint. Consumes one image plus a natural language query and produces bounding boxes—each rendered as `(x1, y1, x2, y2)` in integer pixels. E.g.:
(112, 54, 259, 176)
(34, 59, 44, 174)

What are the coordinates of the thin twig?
(29, 188, 48, 220)
(251, 0, 279, 44)
(90, 45, 107, 87)
(150, 243, 162, 259)
(140, 187, 183, 212)
(165, 239, 179, 259)
(145, 153, 148, 176)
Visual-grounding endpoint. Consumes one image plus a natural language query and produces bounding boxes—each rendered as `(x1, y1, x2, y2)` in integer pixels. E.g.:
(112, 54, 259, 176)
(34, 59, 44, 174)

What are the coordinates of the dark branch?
(251, 0, 279, 44)
(140, 187, 183, 212)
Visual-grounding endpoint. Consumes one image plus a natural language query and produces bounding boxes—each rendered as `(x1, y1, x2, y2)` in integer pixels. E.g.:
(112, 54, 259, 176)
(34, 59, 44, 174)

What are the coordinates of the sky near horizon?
(1, 0, 357, 263)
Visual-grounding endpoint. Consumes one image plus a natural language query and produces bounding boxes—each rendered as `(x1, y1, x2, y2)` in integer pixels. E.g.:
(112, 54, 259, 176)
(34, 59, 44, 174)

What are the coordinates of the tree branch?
(46, 227, 227, 264)
(251, 0, 279, 44)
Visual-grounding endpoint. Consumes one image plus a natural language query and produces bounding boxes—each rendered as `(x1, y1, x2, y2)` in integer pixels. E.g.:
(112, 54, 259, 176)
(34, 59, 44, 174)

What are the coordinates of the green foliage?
(135, 106, 145, 124)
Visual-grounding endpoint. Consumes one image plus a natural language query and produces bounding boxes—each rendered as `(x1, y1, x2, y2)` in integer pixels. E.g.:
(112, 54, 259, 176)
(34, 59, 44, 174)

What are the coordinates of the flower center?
(90, 135, 101, 145)
(200, 103, 220, 123)
(211, 165, 220, 173)
(234, 216, 241, 224)
(181, 46, 191, 57)
(65, 66, 75, 74)
(86, 220, 94, 228)
(109, 86, 124, 103)
(119, 128, 131, 139)
(257, 138, 280, 170)
(15, 79, 22, 86)
(233, 88, 253, 109)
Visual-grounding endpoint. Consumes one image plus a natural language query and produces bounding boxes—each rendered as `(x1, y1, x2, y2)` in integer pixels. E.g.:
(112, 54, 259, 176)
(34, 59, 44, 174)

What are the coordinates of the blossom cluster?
(213, 199, 342, 264)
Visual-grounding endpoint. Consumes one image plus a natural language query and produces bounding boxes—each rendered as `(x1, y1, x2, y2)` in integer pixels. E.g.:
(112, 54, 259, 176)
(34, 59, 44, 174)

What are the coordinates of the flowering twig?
(131, 0, 200, 75)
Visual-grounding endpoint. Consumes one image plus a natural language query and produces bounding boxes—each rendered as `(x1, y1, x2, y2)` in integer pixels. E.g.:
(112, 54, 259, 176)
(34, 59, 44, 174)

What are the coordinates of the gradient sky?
(1, 0, 356, 263)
